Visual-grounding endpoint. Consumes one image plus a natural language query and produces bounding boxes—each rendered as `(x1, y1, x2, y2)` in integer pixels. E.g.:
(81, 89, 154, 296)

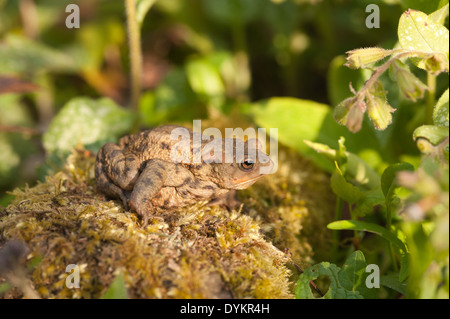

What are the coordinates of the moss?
(0, 146, 334, 299)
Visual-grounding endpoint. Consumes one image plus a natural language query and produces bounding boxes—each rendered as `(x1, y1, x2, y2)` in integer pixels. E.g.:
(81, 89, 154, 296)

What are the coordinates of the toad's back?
(118, 125, 198, 163)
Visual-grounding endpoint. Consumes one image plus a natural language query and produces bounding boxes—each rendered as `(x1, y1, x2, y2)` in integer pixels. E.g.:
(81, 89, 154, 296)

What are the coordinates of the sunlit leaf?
(413, 125, 449, 146)
(244, 97, 385, 173)
(366, 81, 395, 131)
(43, 97, 134, 156)
(398, 9, 449, 71)
(330, 169, 363, 204)
(428, 3, 449, 25)
(433, 89, 449, 128)
(328, 220, 408, 253)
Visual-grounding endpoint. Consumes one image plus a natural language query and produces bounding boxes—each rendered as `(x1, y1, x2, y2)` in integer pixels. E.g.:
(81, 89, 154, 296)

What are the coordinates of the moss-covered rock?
(0, 146, 334, 299)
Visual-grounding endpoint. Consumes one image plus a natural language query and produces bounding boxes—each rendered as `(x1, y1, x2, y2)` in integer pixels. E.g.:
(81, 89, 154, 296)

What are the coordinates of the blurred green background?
(0, 0, 449, 299)
(0, 0, 424, 201)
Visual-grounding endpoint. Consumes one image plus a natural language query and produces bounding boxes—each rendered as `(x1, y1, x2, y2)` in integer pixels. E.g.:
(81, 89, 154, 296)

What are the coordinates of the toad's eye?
(239, 159, 255, 171)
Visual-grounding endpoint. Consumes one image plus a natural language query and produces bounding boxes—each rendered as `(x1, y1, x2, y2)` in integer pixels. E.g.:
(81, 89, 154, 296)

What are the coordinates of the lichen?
(0, 145, 334, 299)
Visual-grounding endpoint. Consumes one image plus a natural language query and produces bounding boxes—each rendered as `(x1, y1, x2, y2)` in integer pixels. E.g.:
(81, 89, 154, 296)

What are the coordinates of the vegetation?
(0, 0, 448, 299)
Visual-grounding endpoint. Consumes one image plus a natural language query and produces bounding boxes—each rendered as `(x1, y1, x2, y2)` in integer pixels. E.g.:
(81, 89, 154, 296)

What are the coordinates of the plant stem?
(349, 205, 359, 250)
(426, 72, 436, 124)
(386, 203, 399, 272)
(331, 197, 343, 261)
(355, 50, 432, 100)
(125, 0, 142, 114)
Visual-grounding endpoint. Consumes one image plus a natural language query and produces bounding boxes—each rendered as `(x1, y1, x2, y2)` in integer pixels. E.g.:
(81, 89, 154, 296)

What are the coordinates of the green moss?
(0, 146, 334, 299)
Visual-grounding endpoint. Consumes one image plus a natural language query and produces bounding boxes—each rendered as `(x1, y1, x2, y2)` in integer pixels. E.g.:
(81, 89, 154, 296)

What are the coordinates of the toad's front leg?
(128, 159, 192, 226)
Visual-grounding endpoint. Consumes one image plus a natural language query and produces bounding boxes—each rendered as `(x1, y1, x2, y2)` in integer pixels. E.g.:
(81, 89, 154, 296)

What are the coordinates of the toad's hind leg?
(128, 159, 169, 226)
(95, 146, 130, 209)
(99, 143, 142, 190)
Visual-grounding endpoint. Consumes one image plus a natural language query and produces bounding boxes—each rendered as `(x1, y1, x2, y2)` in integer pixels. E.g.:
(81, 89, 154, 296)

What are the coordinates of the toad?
(95, 125, 274, 225)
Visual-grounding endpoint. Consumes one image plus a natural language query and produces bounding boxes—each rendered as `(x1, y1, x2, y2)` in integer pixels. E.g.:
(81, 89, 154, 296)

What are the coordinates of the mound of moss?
(0, 146, 334, 299)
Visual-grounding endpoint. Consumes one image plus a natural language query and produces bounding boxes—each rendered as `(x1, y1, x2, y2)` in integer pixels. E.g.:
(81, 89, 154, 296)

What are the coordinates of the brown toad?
(95, 125, 274, 225)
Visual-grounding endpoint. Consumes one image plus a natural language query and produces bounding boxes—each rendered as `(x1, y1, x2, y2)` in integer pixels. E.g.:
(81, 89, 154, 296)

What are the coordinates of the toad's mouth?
(231, 175, 265, 188)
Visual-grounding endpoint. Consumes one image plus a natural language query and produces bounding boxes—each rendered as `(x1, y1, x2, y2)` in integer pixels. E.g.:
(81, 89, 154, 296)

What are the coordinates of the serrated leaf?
(433, 89, 449, 127)
(43, 97, 134, 156)
(295, 262, 363, 299)
(366, 81, 395, 131)
(334, 96, 366, 133)
(345, 47, 393, 69)
(398, 9, 449, 70)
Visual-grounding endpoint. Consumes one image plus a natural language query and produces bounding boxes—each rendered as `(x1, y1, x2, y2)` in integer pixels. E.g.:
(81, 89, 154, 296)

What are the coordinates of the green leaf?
(136, 0, 157, 27)
(334, 96, 365, 133)
(304, 140, 381, 189)
(380, 274, 407, 295)
(345, 48, 393, 69)
(185, 56, 225, 108)
(399, 253, 410, 282)
(0, 94, 36, 187)
(381, 163, 415, 204)
(353, 188, 385, 217)
(43, 97, 134, 156)
(331, 169, 363, 204)
(295, 262, 363, 299)
(243, 97, 385, 174)
(327, 220, 408, 253)
(0, 34, 78, 74)
(366, 81, 395, 131)
(398, 9, 449, 71)
(413, 125, 449, 145)
(433, 89, 449, 128)
(102, 272, 128, 299)
(391, 59, 428, 102)
(139, 67, 199, 126)
(339, 250, 377, 299)
(429, 3, 449, 25)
